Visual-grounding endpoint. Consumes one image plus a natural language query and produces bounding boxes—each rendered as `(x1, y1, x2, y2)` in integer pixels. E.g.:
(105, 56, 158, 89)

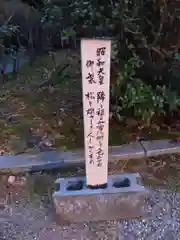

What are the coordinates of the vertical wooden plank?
(81, 39, 111, 186)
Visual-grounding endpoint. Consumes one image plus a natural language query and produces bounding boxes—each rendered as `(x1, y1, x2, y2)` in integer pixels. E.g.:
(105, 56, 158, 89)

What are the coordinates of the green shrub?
(111, 39, 180, 125)
(2, 0, 180, 126)
(111, 47, 180, 125)
(112, 78, 180, 124)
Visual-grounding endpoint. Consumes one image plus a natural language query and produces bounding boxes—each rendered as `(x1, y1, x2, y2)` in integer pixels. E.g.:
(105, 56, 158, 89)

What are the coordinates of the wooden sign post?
(53, 39, 147, 223)
(81, 39, 111, 187)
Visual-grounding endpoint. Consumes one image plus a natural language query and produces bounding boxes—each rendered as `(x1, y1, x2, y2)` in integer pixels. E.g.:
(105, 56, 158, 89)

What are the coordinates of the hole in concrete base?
(87, 183, 107, 189)
(113, 178, 131, 188)
(67, 180, 84, 191)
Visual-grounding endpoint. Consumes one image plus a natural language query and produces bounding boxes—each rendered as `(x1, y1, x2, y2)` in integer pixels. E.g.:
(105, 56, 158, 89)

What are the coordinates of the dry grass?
(0, 49, 83, 153)
(0, 49, 130, 153)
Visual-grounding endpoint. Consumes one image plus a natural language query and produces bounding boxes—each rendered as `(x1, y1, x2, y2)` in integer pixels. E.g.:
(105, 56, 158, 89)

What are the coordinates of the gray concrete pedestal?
(53, 173, 149, 223)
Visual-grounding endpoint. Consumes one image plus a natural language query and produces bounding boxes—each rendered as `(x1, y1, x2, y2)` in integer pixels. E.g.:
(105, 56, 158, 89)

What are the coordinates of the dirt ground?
(0, 154, 179, 239)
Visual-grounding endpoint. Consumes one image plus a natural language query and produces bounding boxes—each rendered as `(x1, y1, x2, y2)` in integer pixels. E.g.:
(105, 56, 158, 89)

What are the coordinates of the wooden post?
(81, 39, 111, 187)
(53, 39, 148, 223)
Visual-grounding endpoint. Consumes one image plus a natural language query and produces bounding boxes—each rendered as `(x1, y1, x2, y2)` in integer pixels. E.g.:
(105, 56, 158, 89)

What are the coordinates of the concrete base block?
(53, 173, 149, 223)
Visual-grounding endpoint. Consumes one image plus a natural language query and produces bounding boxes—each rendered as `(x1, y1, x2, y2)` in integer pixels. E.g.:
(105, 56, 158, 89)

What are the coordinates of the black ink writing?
(96, 54, 105, 85)
(86, 95, 95, 165)
(98, 75, 104, 85)
(97, 118, 105, 132)
(89, 153, 94, 164)
(95, 103, 105, 167)
(96, 47, 106, 57)
(96, 105, 105, 116)
(86, 73, 96, 84)
(96, 147, 104, 167)
(96, 131, 104, 142)
(98, 67, 105, 76)
(97, 67, 105, 85)
(84, 48, 108, 166)
(86, 60, 94, 68)
(97, 91, 105, 103)
(88, 101, 92, 107)
(97, 58, 105, 67)
(89, 118, 93, 129)
(88, 144, 94, 164)
(86, 108, 94, 118)
(85, 92, 95, 100)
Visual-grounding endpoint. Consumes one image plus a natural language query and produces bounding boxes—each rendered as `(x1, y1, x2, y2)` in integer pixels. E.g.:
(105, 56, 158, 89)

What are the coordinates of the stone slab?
(0, 150, 84, 173)
(0, 143, 145, 173)
(140, 139, 180, 157)
(53, 173, 149, 223)
(109, 142, 145, 161)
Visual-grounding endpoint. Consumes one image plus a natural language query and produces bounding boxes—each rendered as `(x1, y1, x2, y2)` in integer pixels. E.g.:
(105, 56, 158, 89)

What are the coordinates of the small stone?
(7, 116, 20, 125)
(58, 119, 63, 127)
(8, 176, 16, 184)
(0, 149, 7, 156)
(8, 176, 27, 186)
(38, 138, 55, 152)
(41, 139, 53, 147)
(60, 108, 65, 112)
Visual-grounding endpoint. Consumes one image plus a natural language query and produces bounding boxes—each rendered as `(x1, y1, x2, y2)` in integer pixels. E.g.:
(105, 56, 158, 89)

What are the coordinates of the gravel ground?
(0, 182, 179, 240)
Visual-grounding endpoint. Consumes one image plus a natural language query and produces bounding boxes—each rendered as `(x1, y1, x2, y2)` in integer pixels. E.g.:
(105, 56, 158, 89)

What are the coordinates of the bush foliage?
(1, 0, 180, 124)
